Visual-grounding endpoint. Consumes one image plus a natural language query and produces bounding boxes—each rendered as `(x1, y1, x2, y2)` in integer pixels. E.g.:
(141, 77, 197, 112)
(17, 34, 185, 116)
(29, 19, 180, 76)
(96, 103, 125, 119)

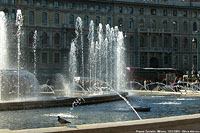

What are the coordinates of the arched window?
(28, 0, 34, 5)
(42, 0, 47, 6)
(28, 32, 34, 46)
(173, 37, 178, 48)
(164, 37, 168, 48)
(172, 21, 177, 31)
(184, 21, 187, 32)
(129, 18, 134, 28)
(163, 20, 167, 29)
(29, 11, 34, 24)
(95, 16, 100, 26)
(183, 38, 187, 49)
(130, 36, 134, 48)
(42, 12, 47, 24)
(107, 17, 111, 26)
(69, 14, 74, 25)
(151, 36, 156, 47)
(139, 19, 144, 28)
(11, 9, 16, 21)
(54, 33, 60, 47)
(192, 38, 197, 48)
(41, 32, 48, 45)
(140, 36, 144, 47)
(3, 9, 9, 19)
(84, 16, 89, 27)
(54, 13, 59, 24)
(193, 22, 197, 31)
(152, 20, 156, 29)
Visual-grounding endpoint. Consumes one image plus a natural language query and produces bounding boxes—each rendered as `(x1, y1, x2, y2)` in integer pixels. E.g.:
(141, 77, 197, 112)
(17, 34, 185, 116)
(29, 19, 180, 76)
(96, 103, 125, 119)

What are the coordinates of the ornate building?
(0, 0, 200, 80)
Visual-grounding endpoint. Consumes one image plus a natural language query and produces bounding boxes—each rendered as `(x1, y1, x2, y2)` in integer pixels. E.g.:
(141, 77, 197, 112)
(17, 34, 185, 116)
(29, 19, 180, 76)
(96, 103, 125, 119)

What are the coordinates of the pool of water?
(0, 94, 200, 130)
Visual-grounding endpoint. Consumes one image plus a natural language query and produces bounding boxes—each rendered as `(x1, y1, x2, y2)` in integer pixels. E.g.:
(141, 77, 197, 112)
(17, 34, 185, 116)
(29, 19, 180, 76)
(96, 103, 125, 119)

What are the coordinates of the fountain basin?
(0, 92, 128, 111)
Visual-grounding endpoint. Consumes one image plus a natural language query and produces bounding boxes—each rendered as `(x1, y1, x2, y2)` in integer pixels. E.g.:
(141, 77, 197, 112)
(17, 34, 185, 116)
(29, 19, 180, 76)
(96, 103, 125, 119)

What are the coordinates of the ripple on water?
(153, 102, 181, 105)
(42, 113, 78, 118)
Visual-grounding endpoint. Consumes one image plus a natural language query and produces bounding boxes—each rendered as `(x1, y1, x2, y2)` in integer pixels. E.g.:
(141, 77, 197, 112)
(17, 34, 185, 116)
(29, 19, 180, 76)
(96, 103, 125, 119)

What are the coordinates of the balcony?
(138, 28, 172, 34)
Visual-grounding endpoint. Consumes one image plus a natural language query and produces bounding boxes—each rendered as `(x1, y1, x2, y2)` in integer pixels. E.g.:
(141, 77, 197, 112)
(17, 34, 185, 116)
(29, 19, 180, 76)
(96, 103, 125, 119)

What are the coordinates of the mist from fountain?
(0, 11, 8, 100)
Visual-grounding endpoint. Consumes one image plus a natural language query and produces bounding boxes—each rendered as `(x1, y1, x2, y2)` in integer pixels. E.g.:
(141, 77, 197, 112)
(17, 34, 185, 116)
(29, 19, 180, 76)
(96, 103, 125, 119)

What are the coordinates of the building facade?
(0, 0, 200, 80)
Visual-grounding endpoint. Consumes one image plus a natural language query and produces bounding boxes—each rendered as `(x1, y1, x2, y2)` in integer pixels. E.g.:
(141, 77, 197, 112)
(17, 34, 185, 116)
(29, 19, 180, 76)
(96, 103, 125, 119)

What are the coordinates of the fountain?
(1, 10, 200, 131)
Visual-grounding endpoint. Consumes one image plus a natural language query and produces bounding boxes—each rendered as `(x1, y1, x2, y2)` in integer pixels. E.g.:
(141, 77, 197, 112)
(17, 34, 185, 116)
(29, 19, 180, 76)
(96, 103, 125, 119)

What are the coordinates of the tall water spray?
(33, 30, 37, 76)
(16, 9, 23, 98)
(0, 11, 8, 100)
(71, 18, 126, 90)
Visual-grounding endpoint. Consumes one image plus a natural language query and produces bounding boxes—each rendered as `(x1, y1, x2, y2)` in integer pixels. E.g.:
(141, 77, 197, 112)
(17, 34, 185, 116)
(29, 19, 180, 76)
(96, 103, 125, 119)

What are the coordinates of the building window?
(130, 54, 134, 66)
(118, 18, 123, 27)
(54, 33, 60, 47)
(173, 10, 177, 16)
(54, 53, 60, 64)
(172, 21, 177, 31)
(28, 32, 34, 46)
(54, 1, 59, 7)
(107, 17, 111, 26)
(184, 21, 187, 32)
(29, 52, 34, 63)
(193, 22, 197, 31)
(69, 14, 74, 25)
(152, 20, 156, 29)
(28, 0, 34, 5)
(192, 38, 197, 49)
(42, 52, 48, 64)
(84, 15, 89, 27)
(11, 9, 16, 21)
(118, 6, 123, 13)
(139, 19, 144, 28)
(2, 0, 9, 3)
(128, 7, 133, 14)
(164, 37, 168, 48)
(83, 3, 88, 10)
(29, 11, 34, 24)
(193, 56, 197, 65)
(130, 36, 134, 48)
(129, 18, 134, 28)
(183, 38, 187, 49)
(95, 16, 100, 26)
(183, 55, 188, 65)
(41, 0, 47, 6)
(54, 13, 59, 24)
(163, 9, 167, 16)
(12, 0, 16, 4)
(42, 12, 47, 24)
(173, 37, 178, 48)
(106, 5, 111, 12)
(95, 5, 100, 11)
(151, 36, 156, 48)
(68, 2, 73, 9)
(163, 20, 167, 29)
(41, 32, 48, 45)
(140, 56, 145, 66)
(164, 56, 168, 64)
(140, 36, 144, 47)
(192, 11, 197, 18)
(3, 9, 9, 19)
(151, 9, 156, 15)
(139, 8, 144, 15)
(183, 10, 187, 17)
